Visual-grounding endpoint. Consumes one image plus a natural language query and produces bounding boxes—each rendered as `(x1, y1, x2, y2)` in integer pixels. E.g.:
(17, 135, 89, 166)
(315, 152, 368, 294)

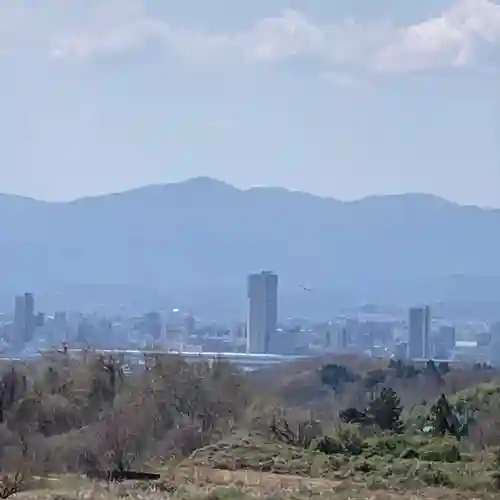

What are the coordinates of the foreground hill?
(3, 353, 500, 499)
(1, 177, 499, 314)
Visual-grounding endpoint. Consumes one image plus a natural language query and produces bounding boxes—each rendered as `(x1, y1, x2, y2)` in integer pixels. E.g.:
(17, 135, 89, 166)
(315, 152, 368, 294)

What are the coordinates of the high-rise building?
(13, 292, 39, 344)
(144, 312, 163, 341)
(408, 305, 431, 359)
(247, 271, 278, 354)
(394, 341, 408, 360)
(438, 325, 456, 354)
(338, 326, 349, 350)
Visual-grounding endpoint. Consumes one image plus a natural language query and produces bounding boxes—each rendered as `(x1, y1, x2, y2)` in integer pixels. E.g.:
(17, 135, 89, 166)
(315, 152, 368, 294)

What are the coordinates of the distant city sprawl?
(1, 271, 498, 369)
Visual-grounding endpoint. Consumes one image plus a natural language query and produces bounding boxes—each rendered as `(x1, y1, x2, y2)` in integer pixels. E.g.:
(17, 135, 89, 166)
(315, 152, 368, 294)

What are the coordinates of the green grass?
(184, 434, 497, 493)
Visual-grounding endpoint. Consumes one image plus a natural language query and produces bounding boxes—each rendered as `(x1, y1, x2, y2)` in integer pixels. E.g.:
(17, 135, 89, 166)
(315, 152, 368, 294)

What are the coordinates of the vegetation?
(1, 351, 500, 499)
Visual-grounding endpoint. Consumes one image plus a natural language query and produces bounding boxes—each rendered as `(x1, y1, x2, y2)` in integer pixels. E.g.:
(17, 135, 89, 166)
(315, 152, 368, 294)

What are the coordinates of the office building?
(408, 305, 431, 359)
(144, 312, 163, 341)
(247, 271, 278, 354)
(338, 327, 349, 350)
(437, 325, 456, 356)
(394, 341, 408, 360)
(13, 292, 40, 344)
(53, 311, 69, 341)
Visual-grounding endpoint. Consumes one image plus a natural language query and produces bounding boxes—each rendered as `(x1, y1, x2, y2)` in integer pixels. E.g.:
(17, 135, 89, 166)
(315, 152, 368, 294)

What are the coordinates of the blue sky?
(0, 0, 499, 206)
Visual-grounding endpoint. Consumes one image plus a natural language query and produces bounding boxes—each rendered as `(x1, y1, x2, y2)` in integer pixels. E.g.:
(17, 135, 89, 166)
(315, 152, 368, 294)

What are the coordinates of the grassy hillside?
(2, 352, 500, 498)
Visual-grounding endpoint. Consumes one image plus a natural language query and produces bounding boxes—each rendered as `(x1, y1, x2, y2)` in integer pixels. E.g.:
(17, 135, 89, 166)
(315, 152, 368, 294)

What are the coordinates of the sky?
(0, 0, 499, 207)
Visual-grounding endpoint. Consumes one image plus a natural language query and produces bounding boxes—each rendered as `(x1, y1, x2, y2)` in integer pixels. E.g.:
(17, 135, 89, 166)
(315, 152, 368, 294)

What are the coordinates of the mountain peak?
(0, 180, 497, 312)
(175, 176, 238, 191)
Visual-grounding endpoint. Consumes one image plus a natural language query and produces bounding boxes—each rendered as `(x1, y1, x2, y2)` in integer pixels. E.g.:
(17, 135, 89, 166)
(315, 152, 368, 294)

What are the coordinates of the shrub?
(313, 424, 364, 456)
(418, 438, 461, 463)
(417, 465, 453, 487)
(314, 436, 344, 455)
(336, 424, 364, 455)
(319, 364, 358, 393)
(0, 353, 251, 475)
(362, 434, 413, 458)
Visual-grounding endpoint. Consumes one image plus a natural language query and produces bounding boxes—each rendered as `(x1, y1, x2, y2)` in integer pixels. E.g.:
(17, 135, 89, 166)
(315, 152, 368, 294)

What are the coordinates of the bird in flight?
(300, 285, 312, 292)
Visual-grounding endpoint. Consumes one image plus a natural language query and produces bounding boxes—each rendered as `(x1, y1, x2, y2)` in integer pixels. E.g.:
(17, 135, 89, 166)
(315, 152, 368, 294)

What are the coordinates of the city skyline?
(1, 287, 492, 366)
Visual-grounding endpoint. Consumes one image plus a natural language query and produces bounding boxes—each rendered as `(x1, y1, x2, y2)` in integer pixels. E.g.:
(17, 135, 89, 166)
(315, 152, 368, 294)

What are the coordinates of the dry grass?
(3, 354, 500, 499)
(10, 467, 500, 500)
(13, 436, 498, 499)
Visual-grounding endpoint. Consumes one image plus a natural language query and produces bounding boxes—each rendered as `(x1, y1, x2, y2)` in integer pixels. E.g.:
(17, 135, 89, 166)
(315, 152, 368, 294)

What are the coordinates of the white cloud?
(51, 19, 168, 61)
(372, 0, 500, 72)
(1, 0, 500, 74)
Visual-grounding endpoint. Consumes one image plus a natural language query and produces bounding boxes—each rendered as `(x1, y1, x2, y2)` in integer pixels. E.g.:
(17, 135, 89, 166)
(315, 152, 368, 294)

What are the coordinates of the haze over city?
(2, 1, 500, 495)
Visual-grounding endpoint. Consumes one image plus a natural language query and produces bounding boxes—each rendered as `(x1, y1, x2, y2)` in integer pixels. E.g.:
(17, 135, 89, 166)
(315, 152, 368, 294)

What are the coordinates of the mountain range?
(0, 177, 499, 319)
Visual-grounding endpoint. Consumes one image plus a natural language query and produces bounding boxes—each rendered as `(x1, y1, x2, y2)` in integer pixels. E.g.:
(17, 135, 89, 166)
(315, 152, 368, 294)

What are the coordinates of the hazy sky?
(0, 0, 499, 206)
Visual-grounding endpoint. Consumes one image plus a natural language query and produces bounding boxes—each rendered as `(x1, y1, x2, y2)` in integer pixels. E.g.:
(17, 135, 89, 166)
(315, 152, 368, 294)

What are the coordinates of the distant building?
(408, 305, 431, 359)
(344, 319, 358, 347)
(13, 293, 41, 345)
(183, 314, 195, 338)
(144, 312, 163, 341)
(247, 271, 278, 354)
(394, 341, 408, 360)
(53, 311, 69, 342)
(338, 326, 349, 350)
(435, 325, 456, 358)
(491, 321, 500, 336)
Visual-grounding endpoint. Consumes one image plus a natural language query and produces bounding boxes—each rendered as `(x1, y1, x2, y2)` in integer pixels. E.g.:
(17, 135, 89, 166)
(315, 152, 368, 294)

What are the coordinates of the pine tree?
(368, 387, 404, 433)
(428, 394, 472, 440)
(319, 364, 357, 393)
(429, 394, 450, 436)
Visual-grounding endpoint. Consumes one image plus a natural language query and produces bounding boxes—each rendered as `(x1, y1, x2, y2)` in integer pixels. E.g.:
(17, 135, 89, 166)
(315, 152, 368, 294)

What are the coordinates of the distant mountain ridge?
(0, 177, 499, 316)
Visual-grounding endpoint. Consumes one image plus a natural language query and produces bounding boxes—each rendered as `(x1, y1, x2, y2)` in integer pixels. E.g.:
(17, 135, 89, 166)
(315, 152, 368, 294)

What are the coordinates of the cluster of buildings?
(0, 271, 498, 369)
(244, 271, 496, 365)
(5, 293, 45, 350)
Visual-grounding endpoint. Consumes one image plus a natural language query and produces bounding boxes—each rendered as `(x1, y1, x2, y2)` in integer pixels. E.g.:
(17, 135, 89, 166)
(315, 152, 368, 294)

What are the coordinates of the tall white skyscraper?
(408, 305, 431, 359)
(247, 271, 278, 354)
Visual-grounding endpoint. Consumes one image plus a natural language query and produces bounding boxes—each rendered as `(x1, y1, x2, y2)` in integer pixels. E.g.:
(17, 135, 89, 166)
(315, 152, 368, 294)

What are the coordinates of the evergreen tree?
(319, 364, 357, 393)
(428, 394, 472, 440)
(339, 407, 371, 426)
(429, 394, 450, 436)
(368, 387, 404, 433)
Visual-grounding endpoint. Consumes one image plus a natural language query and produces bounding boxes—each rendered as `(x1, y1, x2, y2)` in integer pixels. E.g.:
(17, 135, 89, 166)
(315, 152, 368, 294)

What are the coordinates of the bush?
(362, 434, 414, 458)
(314, 436, 344, 455)
(336, 424, 364, 455)
(417, 464, 453, 487)
(314, 424, 364, 456)
(418, 438, 461, 463)
(0, 353, 251, 474)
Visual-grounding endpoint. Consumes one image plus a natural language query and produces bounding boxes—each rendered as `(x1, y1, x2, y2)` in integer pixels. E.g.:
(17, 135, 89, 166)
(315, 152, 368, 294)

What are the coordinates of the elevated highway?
(39, 348, 308, 371)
